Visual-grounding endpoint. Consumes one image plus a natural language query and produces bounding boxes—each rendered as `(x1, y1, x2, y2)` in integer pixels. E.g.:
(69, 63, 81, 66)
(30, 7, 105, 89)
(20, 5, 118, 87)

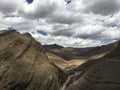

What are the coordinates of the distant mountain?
(80, 41, 117, 59)
(44, 44, 78, 60)
(44, 44, 63, 50)
(43, 42, 116, 60)
(43, 44, 93, 60)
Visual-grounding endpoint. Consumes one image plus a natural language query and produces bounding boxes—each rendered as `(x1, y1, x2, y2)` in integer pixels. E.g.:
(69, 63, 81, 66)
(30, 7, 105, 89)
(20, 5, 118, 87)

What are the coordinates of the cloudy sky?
(0, 0, 120, 48)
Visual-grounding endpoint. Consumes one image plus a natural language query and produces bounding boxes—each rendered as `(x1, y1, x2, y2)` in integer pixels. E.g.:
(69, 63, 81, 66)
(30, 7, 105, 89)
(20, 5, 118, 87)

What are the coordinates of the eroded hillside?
(65, 40, 120, 90)
(0, 30, 66, 90)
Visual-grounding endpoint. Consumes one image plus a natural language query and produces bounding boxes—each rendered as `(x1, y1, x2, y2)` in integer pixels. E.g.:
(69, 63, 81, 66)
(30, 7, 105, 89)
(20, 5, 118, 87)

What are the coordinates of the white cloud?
(101, 29, 120, 40)
(18, 0, 66, 19)
(0, 0, 120, 47)
(69, 0, 120, 15)
(31, 32, 101, 48)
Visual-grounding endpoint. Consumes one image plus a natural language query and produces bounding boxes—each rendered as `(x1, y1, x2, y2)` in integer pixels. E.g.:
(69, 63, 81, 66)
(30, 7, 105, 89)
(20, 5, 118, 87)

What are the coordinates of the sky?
(0, 0, 120, 48)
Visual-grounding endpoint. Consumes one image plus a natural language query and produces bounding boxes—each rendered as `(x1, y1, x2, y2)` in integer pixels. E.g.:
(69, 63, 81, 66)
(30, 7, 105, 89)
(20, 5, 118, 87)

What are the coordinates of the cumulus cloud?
(31, 32, 101, 48)
(70, 0, 120, 15)
(18, 0, 66, 19)
(51, 24, 75, 37)
(85, 0, 120, 15)
(75, 24, 104, 39)
(0, 0, 120, 47)
(46, 11, 82, 24)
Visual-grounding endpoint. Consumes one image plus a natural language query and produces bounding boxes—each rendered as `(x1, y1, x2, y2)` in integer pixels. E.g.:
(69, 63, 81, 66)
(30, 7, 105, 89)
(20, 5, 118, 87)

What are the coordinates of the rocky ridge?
(0, 30, 66, 90)
(65, 40, 120, 90)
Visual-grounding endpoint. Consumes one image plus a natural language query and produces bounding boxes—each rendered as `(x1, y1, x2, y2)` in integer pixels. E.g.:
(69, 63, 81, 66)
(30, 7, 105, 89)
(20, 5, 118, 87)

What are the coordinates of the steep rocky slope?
(102, 40, 120, 59)
(65, 40, 120, 90)
(0, 30, 66, 90)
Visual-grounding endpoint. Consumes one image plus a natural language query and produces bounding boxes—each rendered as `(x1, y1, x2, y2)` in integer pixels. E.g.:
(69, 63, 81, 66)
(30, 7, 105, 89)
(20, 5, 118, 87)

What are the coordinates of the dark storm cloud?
(85, 0, 120, 15)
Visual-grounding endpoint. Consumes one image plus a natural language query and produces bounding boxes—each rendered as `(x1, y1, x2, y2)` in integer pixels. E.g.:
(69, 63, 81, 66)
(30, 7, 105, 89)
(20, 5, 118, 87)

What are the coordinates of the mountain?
(43, 42, 118, 72)
(80, 42, 117, 59)
(65, 40, 120, 90)
(101, 40, 120, 59)
(43, 42, 116, 60)
(0, 30, 120, 90)
(44, 44, 93, 60)
(0, 30, 66, 90)
(44, 44, 63, 50)
(44, 45, 80, 60)
(43, 45, 91, 70)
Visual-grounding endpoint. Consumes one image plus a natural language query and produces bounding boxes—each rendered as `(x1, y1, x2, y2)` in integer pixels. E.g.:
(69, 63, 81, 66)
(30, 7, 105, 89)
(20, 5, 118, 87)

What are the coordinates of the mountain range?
(0, 30, 119, 90)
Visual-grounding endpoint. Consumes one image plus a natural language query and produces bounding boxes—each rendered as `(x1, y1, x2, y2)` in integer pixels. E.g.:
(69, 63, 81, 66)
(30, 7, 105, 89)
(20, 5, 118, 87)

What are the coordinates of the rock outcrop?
(0, 30, 65, 90)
